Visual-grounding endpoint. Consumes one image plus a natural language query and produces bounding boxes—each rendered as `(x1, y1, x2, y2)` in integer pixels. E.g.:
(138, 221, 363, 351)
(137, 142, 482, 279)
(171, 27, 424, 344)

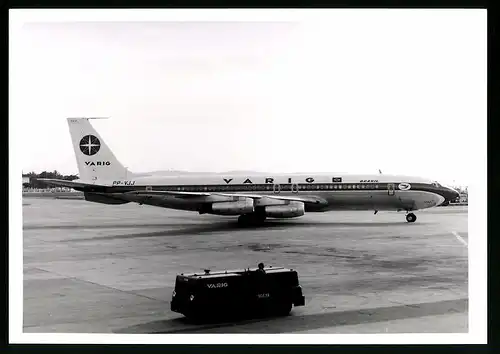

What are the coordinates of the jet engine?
(209, 198, 255, 215)
(264, 201, 305, 218)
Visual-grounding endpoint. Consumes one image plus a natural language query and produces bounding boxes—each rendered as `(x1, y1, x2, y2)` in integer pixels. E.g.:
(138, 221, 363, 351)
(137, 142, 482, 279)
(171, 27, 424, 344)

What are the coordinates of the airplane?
(38, 117, 460, 226)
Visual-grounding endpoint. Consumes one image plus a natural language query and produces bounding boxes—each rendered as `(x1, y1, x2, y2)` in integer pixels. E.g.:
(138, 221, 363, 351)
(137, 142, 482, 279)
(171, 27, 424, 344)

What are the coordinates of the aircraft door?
(291, 183, 299, 194)
(273, 184, 281, 194)
(387, 183, 395, 196)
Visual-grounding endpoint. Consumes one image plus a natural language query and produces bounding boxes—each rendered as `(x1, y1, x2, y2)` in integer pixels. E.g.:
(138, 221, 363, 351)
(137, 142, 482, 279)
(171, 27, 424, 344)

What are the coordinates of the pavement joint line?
(33, 267, 170, 304)
(451, 231, 468, 247)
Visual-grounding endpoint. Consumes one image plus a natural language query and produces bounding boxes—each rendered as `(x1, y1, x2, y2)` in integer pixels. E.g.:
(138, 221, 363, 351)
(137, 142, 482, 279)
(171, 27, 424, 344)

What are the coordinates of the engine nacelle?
(265, 202, 305, 218)
(210, 198, 255, 216)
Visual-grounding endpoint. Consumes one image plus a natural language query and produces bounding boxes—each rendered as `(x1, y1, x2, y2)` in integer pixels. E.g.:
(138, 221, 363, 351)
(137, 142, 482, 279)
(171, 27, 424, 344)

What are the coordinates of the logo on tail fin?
(79, 135, 101, 156)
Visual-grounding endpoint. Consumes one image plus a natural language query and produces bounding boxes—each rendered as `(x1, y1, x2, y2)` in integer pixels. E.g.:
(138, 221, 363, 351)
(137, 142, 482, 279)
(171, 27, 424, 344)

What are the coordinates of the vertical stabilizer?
(67, 118, 132, 183)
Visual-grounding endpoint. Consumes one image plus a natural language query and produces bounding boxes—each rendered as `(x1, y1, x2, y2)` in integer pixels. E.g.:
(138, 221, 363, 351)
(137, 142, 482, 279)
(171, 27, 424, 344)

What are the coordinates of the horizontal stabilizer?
(36, 178, 98, 190)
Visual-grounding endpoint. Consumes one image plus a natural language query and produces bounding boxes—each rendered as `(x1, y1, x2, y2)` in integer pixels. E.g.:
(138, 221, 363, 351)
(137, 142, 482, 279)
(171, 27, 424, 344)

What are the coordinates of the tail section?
(67, 118, 133, 182)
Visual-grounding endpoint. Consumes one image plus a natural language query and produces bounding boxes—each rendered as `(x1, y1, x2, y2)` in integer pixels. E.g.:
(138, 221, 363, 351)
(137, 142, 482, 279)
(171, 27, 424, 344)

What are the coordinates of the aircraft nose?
(444, 186, 460, 202)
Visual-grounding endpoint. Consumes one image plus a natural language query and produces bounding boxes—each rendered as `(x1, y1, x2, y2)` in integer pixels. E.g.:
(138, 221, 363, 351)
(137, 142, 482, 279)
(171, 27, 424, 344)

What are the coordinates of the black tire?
(238, 213, 266, 227)
(406, 213, 417, 223)
(274, 301, 292, 316)
(237, 214, 251, 226)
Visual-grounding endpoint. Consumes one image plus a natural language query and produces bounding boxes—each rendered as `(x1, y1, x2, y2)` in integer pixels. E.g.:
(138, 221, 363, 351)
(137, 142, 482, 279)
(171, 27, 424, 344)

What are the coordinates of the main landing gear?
(238, 213, 266, 227)
(405, 213, 417, 223)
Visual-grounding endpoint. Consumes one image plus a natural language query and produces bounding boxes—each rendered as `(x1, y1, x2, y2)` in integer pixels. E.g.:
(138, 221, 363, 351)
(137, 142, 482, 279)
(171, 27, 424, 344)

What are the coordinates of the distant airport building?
(22, 176, 30, 185)
(450, 192, 468, 205)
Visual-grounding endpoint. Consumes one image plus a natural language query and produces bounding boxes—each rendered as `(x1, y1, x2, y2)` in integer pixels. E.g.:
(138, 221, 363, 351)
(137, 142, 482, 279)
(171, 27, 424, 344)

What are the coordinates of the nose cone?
(443, 186, 460, 202)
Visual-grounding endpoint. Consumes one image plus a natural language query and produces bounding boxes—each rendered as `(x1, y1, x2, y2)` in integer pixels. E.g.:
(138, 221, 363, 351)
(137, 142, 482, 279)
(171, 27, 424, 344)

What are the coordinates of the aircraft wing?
(216, 193, 327, 205)
(37, 180, 327, 205)
(124, 190, 326, 204)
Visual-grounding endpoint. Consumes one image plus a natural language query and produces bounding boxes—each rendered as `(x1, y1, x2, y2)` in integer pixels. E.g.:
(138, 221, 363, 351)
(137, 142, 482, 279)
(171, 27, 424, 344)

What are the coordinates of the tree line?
(22, 171, 78, 189)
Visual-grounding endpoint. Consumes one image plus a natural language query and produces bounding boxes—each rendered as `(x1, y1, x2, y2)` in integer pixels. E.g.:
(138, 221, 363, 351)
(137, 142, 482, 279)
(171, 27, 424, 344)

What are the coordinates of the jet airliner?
(38, 118, 459, 226)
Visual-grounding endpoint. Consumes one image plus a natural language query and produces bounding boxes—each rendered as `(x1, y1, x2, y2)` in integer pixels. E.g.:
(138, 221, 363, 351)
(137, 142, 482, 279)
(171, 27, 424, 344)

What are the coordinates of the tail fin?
(67, 117, 133, 182)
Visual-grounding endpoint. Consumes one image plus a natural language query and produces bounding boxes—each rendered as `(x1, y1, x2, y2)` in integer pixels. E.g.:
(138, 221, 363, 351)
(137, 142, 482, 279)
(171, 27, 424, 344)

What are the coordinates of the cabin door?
(387, 183, 395, 196)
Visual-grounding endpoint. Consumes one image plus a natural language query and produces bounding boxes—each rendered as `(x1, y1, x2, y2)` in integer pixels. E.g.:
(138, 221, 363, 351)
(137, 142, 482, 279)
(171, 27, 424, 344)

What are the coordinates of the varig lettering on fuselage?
(112, 180, 136, 186)
(207, 282, 228, 289)
(85, 161, 111, 166)
(223, 177, 343, 184)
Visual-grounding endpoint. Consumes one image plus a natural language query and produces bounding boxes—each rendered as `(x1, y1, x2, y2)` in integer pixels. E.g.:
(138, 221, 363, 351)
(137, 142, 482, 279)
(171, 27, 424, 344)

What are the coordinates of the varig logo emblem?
(79, 135, 101, 156)
(398, 183, 411, 191)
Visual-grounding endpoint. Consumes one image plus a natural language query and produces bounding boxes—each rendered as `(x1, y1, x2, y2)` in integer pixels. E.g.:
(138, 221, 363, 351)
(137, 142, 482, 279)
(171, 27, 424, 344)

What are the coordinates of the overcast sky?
(11, 10, 486, 185)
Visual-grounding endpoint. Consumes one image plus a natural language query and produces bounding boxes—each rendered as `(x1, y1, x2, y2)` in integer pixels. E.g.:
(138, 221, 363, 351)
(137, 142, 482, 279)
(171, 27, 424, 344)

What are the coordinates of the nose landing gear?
(405, 213, 417, 223)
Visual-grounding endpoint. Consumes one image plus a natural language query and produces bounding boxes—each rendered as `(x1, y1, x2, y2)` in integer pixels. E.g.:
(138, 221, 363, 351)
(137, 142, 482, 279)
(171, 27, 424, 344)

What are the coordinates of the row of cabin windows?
(163, 184, 381, 192)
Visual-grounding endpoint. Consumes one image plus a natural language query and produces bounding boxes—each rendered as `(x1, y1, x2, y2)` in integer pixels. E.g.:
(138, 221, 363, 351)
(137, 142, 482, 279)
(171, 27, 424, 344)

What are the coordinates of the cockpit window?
(432, 181, 441, 187)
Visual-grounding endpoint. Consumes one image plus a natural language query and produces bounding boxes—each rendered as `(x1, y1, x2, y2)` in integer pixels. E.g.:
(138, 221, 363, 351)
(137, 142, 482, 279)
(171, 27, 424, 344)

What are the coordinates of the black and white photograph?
(10, 9, 486, 344)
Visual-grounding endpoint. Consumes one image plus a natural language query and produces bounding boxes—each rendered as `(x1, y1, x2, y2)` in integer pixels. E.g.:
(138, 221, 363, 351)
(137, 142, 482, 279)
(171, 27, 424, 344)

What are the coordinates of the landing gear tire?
(238, 213, 266, 227)
(406, 213, 417, 223)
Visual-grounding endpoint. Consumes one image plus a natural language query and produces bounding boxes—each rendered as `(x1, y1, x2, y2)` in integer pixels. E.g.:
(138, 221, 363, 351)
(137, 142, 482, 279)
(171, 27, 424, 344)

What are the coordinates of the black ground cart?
(170, 264, 305, 320)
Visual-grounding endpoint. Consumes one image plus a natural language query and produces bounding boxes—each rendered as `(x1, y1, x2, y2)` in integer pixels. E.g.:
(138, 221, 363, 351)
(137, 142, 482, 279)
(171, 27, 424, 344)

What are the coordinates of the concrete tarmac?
(22, 198, 468, 334)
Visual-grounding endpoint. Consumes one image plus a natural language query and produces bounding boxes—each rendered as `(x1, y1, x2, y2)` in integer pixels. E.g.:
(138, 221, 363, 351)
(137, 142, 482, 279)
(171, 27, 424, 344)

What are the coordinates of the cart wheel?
(275, 302, 292, 316)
